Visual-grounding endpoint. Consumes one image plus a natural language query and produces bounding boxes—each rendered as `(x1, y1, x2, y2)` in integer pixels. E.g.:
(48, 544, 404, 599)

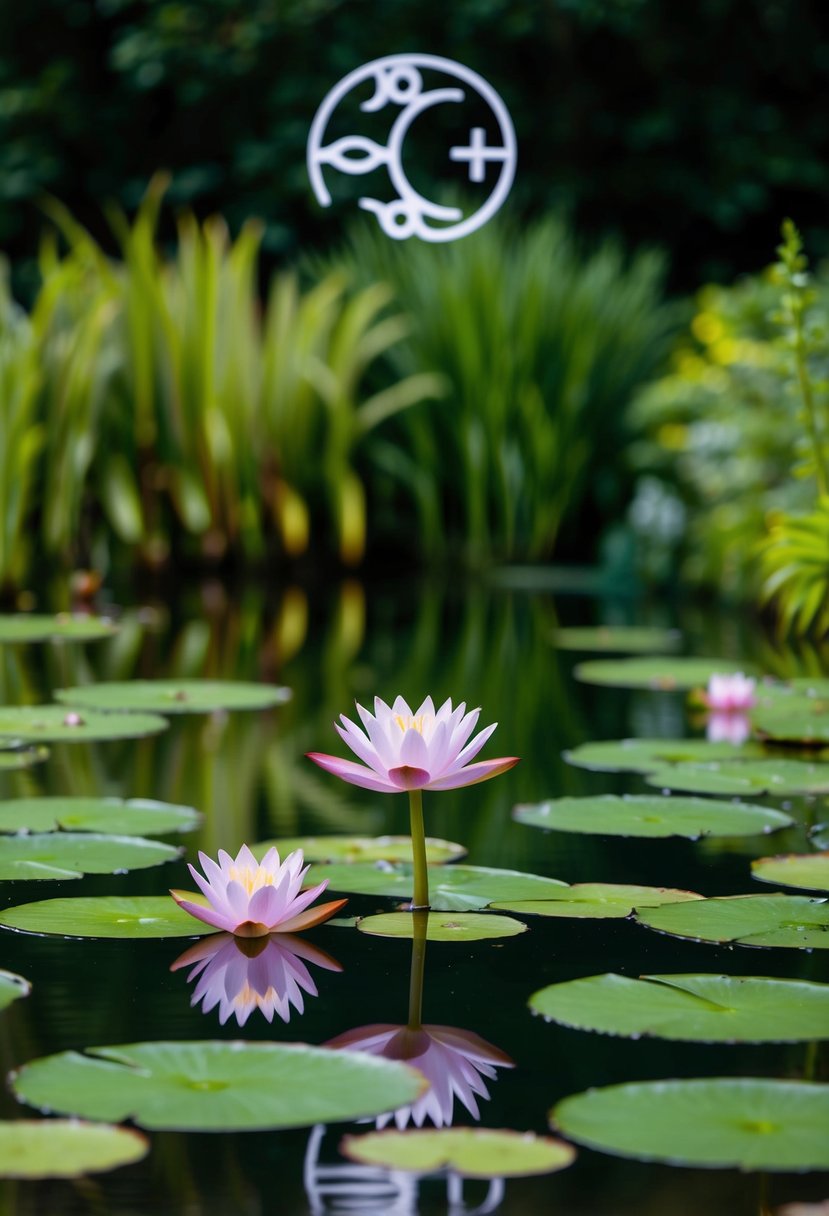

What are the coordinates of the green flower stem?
(407, 909, 429, 1030)
(408, 787, 430, 911)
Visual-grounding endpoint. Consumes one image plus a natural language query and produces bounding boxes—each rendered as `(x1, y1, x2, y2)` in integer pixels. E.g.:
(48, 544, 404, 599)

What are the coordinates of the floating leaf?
(0, 833, 180, 880)
(553, 627, 681, 654)
(574, 657, 755, 690)
(514, 795, 792, 839)
(0, 1120, 148, 1178)
(11, 1041, 425, 1131)
(0, 970, 30, 1010)
(564, 738, 764, 774)
(0, 615, 118, 643)
(341, 1127, 575, 1178)
(0, 706, 168, 743)
(552, 1077, 829, 1170)
(307, 863, 567, 912)
(491, 884, 701, 919)
(0, 747, 49, 770)
(751, 685, 829, 744)
(645, 757, 829, 796)
(752, 853, 829, 894)
(635, 894, 829, 949)
(55, 680, 291, 715)
(357, 911, 527, 941)
(530, 973, 829, 1041)
(253, 835, 465, 865)
(0, 896, 215, 939)
(0, 797, 200, 837)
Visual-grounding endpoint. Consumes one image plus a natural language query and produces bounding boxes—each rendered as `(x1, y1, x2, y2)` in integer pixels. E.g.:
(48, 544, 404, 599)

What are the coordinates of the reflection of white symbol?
(307, 54, 516, 242)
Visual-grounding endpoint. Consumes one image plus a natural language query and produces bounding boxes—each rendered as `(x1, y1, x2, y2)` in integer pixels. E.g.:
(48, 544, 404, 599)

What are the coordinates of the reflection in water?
(171, 932, 342, 1026)
(707, 710, 752, 745)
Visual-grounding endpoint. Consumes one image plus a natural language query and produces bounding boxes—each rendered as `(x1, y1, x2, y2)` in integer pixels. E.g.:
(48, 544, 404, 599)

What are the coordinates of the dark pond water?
(0, 573, 826, 1214)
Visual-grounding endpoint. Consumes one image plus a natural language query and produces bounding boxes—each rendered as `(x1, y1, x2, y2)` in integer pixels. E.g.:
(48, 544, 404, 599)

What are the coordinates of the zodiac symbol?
(307, 54, 517, 243)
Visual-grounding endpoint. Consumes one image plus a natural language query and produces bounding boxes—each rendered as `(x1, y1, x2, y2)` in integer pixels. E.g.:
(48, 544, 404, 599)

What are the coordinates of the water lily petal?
(448, 720, 498, 771)
(169, 890, 233, 932)
(425, 756, 520, 790)
(388, 765, 432, 790)
(335, 719, 389, 775)
(306, 752, 398, 792)
(275, 896, 348, 933)
(399, 727, 430, 771)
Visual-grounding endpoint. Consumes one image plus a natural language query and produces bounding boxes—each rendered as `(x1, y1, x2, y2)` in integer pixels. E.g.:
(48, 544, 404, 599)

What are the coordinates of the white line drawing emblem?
(307, 54, 516, 242)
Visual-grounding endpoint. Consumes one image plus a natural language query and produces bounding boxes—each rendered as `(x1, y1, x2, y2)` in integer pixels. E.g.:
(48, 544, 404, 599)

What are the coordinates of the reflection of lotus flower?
(703, 673, 757, 712)
(171, 932, 342, 1026)
(308, 696, 519, 793)
(706, 711, 751, 745)
(170, 844, 346, 937)
(325, 1024, 513, 1129)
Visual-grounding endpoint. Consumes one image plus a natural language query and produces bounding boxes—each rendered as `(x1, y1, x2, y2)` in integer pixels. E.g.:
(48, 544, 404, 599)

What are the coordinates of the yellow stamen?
(394, 714, 426, 733)
(228, 865, 273, 894)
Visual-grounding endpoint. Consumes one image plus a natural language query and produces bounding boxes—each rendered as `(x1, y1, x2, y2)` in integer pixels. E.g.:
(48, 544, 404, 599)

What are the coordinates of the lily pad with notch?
(356, 911, 527, 941)
(574, 657, 756, 691)
(635, 894, 829, 949)
(0, 1120, 148, 1179)
(644, 757, 829, 796)
(0, 614, 118, 643)
(0, 833, 180, 880)
(11, 1040, 426, 1131)
(253, 835, 465, 865)
(55, 680, 291, 715)
(0, 796, 200, 837)
(752, 853, 829, 894)
(306, 863, 568, 912)
(341, 1128, 575, 1178)
(0, 896, 217, 939)
(564, 738, 765, 774)
(530, 973, 829, 1041)
(513, 795, 792, 839)
(491, 883, 702, 919)
(0, 706, 168, 743)
(551, 1077, 829, 1170)
(553, 626, 681, 654)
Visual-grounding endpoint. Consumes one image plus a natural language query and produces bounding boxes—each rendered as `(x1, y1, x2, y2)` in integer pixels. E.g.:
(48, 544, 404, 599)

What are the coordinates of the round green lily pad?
(564, 738, 764, 774)
(0, 615, 118, 643)
(0, 746, 49, 770)
(55, 680, 291, 715)
(356, 911, 527, 941)
(574, 657, 755, 691)
(254, 835, 466, 865)
(491, 884, 701, 919)
(307, 863, 568, 912)
(0, 1120, 148, 1178)
(635, 894, 829, 950)
(0, 969, 30, 1010)
(752, 853, 829, 894)
(11, 1041, 425, 1131)
(553, 627, 681, 654)
(645, 758, 829, 796)
(0, 833, 180, 880)
(751, 686, 829, 744)
(0, 706, 168, 742)
(0, 896, 216, 938)
(530, 973, 829, 1042)
(0, 797, 200, 837)
(341, 1128, 575, 1178)
(513, 795, 792, 839)
(552, 1077, 829, 1170)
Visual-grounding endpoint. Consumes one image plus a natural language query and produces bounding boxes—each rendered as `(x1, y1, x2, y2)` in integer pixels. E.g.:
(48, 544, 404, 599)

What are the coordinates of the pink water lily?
(703, 672, 757, 712)
(170, 843, 346, 938)
(307, 695, 519, 793)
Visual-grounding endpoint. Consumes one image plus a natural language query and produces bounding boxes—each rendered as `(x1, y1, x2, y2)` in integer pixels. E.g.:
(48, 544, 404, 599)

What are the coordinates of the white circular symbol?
(307, 53, 517, 243)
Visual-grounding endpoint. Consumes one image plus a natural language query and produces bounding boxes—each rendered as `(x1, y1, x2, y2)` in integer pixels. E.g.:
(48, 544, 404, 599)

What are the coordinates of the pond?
(0, 573, 826, 1215)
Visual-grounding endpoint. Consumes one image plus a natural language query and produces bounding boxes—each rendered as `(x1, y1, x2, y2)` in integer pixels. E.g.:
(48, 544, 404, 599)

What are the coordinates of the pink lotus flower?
(170, 844, 346, 938)
(171, 932, 342, 1027)
(703, 673, 757, 712)
(307, 696, 519, 793)
(326, 1023, 513, 1129)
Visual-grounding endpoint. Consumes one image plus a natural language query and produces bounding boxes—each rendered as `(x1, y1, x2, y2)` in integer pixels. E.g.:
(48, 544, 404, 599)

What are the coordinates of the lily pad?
(645, 758, 829, 796)
(513, 795, 792, 839)
(341, 1128, 575, 1178)
(553, 627, 681, 654)
(0, 706, 168, 743)
(751, 686, 829, 744)
(0, 614, 118, 643)
(530, 973, 829, 1041)
(752, 853, 829, 894)
(0, 833, 180, 880)
(552, 1077, 829, 1170)
(491, 883, 702, 919)
(356, 911, 527, 941)
(0, 970, 30, 1010)
(307, 863, 568, 912)
(564, 738, 764, 774)
(253, 835, 466, 865)
(0, 797, 200, 837)
(0, 1120, 148, 1178)
(11, 1040, 425, 1131)
(0, 746, 49, 770)
(0, 896, 216, 938)
(635, 894, 829, 949)
(55, 680, 291, 715)
(574, 657, 755, 691)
